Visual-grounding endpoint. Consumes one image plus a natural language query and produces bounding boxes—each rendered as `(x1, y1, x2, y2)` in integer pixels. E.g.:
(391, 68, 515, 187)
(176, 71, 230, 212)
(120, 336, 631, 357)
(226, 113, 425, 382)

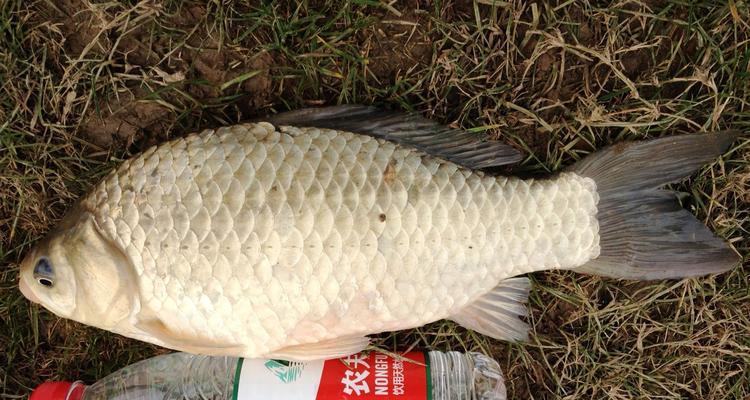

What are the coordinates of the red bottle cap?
(31, 382, 85, 400)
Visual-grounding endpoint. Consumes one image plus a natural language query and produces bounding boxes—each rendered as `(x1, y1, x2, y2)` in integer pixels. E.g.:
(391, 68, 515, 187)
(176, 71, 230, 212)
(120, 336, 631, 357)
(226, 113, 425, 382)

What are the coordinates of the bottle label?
(233, 351, 430, 400)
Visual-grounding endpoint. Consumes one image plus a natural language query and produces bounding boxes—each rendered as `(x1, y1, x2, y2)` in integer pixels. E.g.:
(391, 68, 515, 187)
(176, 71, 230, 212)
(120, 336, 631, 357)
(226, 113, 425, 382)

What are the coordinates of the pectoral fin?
(135, 317, 246, 356)
(265, 336, 370, 361)
(449, 277, 531, 342)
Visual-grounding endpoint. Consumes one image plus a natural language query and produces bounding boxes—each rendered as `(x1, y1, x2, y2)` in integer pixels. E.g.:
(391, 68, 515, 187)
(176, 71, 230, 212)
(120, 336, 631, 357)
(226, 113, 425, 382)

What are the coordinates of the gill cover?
(21, 207, 139, 330)
(67, 212, 139, 328)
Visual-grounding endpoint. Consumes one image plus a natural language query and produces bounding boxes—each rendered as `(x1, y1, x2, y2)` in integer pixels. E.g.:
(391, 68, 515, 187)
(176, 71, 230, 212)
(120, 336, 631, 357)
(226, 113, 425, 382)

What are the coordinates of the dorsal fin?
(261, 105, 522, 170)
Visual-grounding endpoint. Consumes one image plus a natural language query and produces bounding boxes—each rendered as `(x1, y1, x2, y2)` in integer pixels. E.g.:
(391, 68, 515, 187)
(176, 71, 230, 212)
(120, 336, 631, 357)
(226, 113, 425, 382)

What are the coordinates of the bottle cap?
(31, 382, 85, 400)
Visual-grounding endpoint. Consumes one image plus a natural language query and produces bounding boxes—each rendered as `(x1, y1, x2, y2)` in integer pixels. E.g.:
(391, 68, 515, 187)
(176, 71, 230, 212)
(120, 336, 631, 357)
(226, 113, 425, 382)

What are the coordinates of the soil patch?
(36, 0, 277, 149)
(364, 10, 433, 81)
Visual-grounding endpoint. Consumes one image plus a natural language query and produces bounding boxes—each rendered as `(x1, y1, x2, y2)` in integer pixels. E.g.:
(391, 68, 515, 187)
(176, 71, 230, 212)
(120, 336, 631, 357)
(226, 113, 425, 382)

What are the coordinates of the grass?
(1, 0, 748, 398)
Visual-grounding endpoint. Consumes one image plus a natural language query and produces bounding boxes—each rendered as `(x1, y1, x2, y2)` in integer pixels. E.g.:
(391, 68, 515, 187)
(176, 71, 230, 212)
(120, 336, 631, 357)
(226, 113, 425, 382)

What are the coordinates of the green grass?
(1, 0, 748, 398)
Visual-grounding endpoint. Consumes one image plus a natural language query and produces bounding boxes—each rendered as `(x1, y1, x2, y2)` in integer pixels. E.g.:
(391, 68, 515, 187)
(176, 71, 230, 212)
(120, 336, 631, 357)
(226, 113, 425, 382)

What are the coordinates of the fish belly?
(85, 122, 600, 356)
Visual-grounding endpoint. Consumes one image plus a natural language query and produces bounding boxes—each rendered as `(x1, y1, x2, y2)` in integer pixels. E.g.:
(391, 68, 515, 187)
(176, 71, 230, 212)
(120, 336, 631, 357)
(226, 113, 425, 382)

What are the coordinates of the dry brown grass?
(1, 1, 748, 398)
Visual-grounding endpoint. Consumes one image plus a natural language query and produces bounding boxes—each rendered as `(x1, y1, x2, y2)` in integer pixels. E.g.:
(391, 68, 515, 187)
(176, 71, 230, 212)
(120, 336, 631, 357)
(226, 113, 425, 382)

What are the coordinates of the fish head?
(19, 205, 138, 330)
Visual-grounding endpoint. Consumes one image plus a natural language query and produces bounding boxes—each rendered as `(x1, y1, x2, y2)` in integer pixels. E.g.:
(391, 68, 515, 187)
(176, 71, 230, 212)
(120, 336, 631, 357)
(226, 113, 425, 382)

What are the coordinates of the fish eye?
(33, 258, 55, 288)
(38, 277, 53, 287)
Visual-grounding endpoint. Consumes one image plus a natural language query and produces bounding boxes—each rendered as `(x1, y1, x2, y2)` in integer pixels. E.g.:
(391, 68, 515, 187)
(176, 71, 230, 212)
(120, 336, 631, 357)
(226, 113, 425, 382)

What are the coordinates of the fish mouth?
(19, 277, 40, 304)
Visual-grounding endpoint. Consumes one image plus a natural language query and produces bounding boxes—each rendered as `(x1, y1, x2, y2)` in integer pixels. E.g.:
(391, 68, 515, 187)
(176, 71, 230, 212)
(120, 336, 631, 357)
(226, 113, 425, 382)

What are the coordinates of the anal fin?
(265, 336, 370, 361)
(448, 277, 531, 342)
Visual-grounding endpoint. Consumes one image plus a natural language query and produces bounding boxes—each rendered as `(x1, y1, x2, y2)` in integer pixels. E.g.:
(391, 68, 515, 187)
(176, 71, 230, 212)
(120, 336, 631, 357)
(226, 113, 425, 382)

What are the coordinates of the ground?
(1, 1, 748, 399)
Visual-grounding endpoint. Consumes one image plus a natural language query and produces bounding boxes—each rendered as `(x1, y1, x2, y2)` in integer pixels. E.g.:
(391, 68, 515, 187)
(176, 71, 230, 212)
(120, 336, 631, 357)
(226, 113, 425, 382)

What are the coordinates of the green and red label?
(234, 352, 430, 399)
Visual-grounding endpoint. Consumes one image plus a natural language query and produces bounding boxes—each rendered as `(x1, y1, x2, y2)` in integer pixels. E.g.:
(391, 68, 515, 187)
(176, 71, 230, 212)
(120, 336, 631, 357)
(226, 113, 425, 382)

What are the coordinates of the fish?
(18, 105, 742, 360)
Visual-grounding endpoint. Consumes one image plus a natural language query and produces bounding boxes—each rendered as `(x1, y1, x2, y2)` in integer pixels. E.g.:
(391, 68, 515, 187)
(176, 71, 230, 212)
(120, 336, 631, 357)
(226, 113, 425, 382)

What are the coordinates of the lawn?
(1, 1, 748, 399)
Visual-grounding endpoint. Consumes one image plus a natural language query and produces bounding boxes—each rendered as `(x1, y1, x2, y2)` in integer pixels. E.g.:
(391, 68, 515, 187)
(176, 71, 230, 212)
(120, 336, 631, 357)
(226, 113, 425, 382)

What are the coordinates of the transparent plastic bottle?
(31, 351, 506, 400)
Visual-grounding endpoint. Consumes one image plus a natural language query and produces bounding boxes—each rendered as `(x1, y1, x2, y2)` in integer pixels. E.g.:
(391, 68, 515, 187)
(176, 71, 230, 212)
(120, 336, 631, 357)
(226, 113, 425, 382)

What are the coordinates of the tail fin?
(571, 131, 742, 280)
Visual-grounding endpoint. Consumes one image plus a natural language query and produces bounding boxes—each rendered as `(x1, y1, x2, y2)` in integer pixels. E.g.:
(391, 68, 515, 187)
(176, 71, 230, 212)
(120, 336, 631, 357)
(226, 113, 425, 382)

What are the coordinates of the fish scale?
(79, 122, 600, 356)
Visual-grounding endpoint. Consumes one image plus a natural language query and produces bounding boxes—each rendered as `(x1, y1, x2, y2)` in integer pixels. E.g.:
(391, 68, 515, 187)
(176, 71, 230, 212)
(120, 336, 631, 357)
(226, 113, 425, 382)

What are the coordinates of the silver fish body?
(84, 122, 597, 355)
(19, 106, 739, 360)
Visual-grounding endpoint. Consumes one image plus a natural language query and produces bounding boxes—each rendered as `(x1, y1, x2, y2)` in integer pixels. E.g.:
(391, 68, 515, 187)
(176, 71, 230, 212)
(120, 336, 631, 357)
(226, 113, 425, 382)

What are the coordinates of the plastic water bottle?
(31, 350, 506, 400)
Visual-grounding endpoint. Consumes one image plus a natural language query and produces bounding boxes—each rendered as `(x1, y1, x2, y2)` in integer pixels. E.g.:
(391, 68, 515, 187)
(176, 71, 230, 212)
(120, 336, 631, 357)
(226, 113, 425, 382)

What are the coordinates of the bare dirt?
(80, 92, 172, 149)
(39, 0, 276, 149)
(363, 9, 433, 81)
